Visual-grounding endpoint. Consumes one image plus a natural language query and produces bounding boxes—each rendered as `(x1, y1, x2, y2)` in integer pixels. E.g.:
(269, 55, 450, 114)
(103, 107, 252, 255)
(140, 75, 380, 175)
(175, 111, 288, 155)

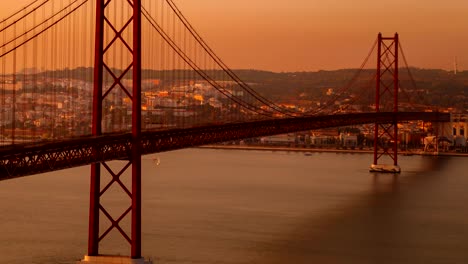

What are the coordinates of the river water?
(0, 149, 467, 264)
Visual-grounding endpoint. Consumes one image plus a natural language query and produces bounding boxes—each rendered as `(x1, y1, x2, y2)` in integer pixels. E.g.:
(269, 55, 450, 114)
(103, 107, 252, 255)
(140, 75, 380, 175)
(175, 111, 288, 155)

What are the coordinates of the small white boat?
(153, 157, 160, 166)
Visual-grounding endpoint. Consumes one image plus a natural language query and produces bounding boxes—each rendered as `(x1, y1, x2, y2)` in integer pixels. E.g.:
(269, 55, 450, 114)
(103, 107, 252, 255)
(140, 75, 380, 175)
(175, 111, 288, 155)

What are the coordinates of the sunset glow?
(2, 0, 467, 71)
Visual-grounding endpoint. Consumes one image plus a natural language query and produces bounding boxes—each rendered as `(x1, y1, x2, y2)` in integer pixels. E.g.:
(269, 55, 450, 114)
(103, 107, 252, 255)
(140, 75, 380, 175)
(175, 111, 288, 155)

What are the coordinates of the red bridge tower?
(370, 33, 401, 173)
(79, 0, 151, 263)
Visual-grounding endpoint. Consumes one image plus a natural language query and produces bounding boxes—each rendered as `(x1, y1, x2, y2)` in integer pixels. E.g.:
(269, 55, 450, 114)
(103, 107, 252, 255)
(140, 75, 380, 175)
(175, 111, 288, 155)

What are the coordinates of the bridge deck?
(0, 112, 450, 180)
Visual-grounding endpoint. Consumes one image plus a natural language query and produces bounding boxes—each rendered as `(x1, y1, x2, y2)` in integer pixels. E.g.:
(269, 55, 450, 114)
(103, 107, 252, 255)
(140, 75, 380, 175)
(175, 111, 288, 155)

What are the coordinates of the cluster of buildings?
(0, 76, 466, 153)
(0, 77, 247, 143)
(254, 87, 467, 152)
(0, 78, 93, 142)
(257, 117, 467, 153)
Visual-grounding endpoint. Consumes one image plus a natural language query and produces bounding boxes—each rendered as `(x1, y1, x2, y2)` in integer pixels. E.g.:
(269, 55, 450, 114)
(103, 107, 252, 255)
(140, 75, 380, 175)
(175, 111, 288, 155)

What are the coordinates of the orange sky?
(2, 0, 468, 72)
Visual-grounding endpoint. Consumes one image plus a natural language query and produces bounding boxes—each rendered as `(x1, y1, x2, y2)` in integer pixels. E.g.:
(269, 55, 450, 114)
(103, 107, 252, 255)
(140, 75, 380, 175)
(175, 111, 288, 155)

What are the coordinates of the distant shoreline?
(198, 145, 468, 157)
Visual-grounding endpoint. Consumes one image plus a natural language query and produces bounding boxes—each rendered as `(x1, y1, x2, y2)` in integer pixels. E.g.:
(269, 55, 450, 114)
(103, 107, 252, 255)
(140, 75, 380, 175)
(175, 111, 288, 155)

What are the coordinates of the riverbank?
(199, 145, 468, 157)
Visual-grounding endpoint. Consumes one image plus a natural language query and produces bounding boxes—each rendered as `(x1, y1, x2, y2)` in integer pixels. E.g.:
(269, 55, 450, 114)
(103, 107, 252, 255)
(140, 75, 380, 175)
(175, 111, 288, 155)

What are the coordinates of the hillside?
(29, 67, 468, 112)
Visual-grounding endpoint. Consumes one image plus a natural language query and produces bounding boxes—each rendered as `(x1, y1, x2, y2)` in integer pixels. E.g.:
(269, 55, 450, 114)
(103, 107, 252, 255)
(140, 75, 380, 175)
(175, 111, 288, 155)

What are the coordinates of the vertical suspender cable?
(160, 0, 165, 127)
(1, 21, 5, 145)
(22, 8, 27, 141)
(33, 9, 37, 140)
(12, 23, 16, 144)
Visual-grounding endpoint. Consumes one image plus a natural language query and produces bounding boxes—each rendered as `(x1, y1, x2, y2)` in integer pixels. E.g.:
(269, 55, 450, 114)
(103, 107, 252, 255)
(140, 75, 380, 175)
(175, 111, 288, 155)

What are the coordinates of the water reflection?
(252, 155, 468, 264)
(0, 150, 467, 264)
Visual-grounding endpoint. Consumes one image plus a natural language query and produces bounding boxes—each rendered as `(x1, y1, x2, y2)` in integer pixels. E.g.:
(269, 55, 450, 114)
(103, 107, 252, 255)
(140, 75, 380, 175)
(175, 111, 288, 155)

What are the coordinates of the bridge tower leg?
(370, 33, 401, 173)
(79, 0, 151, 263)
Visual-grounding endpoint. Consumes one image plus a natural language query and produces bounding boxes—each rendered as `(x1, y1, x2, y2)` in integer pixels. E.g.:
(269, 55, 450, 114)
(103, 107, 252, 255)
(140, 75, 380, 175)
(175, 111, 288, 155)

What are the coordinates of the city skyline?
(1, 0, 467, 72)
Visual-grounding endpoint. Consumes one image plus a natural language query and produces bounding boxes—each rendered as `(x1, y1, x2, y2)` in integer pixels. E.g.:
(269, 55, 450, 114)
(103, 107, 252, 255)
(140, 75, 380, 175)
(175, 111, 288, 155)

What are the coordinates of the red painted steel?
(393, 34, 399, 166)
(89, 0, 104, 256)
(131, 0, 142, 258)
(0, 112, 449, 180)
(373, 33, 382, 165)
(87, 0, 143, 258)
(373, 33, 400, 167)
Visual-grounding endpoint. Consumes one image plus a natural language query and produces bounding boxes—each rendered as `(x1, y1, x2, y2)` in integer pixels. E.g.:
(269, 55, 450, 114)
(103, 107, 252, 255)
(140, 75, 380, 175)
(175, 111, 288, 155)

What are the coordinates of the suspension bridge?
(0, 0, 450, 263)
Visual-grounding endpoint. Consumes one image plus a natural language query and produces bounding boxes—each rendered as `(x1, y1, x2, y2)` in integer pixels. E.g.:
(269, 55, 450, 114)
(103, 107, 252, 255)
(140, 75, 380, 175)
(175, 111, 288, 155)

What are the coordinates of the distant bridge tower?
(370, 33, 401, 173)
(78, 0, 151, 263)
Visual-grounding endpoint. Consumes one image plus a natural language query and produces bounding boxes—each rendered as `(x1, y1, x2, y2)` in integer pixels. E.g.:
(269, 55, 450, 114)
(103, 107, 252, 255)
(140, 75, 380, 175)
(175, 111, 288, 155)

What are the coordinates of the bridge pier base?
(77, 255, 153, 264)
(370, 164, 401, 173)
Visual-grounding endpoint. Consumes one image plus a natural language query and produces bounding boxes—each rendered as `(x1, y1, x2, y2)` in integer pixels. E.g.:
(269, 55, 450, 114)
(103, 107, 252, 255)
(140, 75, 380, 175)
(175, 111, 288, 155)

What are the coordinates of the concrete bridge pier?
(77, 255, 152, 264)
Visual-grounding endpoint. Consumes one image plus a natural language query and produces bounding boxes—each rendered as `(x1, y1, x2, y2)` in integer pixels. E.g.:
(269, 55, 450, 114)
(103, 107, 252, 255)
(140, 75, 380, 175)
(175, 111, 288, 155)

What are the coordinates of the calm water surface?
(0, 149, 468, 264)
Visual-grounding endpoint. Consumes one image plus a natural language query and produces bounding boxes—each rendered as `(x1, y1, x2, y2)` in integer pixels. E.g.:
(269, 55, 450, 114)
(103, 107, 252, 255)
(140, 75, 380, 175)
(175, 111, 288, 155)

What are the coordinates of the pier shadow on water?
(251, 156, 468, 264)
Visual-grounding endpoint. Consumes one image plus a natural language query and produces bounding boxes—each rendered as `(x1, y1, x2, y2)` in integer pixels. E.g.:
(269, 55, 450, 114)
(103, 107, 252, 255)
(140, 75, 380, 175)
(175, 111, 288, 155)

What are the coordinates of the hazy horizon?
(5, 66, 467, 75)
(1, 0, 467, 72)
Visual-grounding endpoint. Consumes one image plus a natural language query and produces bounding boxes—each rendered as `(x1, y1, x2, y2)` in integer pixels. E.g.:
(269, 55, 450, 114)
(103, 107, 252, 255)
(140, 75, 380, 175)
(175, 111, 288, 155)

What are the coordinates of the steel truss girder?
(0, 112, 449, 181)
